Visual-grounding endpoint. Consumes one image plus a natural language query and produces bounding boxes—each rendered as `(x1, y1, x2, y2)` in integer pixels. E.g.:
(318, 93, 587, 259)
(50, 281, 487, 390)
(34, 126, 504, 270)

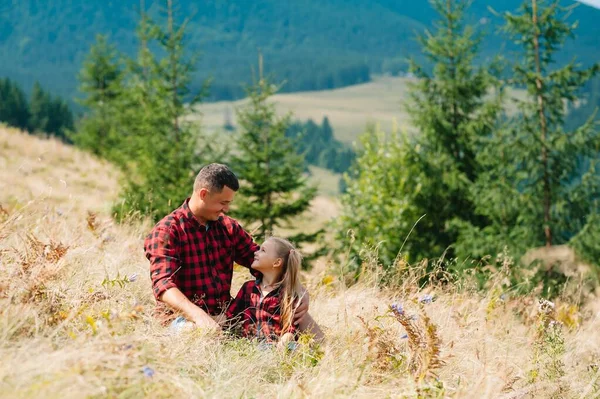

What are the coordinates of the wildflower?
(419, 294, 434, 304)
(142, 366, 155, 378)
(538, 299, 555, 314)
(548, 320, 563, 328)
(500, 293, 507, 302)
(390, 303, 404, 315)
(400, 334, 408, 339)
(128, 273, 138, 283)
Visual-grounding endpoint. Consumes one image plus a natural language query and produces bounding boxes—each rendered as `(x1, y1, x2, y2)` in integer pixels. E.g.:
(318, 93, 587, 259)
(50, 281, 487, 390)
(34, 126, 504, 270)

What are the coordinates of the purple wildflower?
(419, 294, 434, 304)
(128, 273, 138, 283)
(400, 334, 408, 339)
(390, 303, 404, 315)
(142, 366, 155, 378)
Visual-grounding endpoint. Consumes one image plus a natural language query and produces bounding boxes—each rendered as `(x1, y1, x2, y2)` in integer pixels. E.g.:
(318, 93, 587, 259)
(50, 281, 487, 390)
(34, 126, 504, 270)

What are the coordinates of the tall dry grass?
(1, 126, 599, 398)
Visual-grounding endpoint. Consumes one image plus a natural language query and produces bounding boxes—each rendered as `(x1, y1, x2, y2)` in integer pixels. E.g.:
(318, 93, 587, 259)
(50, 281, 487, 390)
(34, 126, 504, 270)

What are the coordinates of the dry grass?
(1, 126, 599, 398)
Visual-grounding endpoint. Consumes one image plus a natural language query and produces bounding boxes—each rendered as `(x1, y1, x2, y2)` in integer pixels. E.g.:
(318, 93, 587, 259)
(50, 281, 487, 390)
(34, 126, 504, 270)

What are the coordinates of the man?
(144, 163, 315, 331)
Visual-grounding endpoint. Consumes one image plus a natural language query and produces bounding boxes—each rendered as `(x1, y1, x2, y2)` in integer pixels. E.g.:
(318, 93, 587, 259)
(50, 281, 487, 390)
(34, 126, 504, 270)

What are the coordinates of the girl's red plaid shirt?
(225, 279, 296, 342)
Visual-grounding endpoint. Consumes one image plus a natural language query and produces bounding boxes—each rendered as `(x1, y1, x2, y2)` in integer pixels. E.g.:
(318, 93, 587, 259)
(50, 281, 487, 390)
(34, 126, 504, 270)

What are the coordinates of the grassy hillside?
(196, 76, 414, 144)
(1, 127, 600, 398)
(196, 76, 528, 145)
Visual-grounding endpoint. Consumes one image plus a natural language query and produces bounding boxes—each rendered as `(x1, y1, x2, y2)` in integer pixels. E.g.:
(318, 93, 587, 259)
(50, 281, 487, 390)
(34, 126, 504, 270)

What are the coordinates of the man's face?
(198, 186, 236, 221)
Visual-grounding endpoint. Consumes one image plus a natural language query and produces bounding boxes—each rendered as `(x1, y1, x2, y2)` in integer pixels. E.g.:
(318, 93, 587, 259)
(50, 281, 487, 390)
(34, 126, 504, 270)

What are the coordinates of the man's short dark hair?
(193, 163, 239, 193)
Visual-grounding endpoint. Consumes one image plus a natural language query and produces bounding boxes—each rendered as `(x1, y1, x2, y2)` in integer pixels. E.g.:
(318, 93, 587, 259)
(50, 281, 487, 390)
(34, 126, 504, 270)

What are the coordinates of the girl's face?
(251, 239, 283, 271)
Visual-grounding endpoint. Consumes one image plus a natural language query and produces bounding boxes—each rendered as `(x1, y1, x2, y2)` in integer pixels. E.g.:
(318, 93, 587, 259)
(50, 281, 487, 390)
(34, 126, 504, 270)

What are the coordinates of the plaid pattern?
(226, 279, 296, 342)
(144, 198, 259, 318)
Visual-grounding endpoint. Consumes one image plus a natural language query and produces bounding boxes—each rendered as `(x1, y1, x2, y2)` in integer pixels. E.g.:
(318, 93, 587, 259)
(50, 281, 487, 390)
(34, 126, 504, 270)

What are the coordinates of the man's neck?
(188, 195, 208, 225)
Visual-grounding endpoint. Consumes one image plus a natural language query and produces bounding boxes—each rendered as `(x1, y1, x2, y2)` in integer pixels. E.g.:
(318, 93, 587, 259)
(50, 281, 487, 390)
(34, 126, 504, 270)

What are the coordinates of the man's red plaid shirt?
(226, 279, 296, 342)
(144, 198, 259, 320)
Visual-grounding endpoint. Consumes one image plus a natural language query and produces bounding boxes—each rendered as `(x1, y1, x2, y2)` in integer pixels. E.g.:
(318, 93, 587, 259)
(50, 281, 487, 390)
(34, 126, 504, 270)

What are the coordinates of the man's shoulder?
(150, 205, 186, 234)
(217, 214, 243, 234)
(240, 279, 257, 292)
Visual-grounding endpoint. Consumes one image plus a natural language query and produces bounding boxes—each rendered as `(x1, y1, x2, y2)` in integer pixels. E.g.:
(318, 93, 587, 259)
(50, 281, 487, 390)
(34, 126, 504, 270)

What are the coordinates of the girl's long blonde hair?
(267, 237, 303, 335)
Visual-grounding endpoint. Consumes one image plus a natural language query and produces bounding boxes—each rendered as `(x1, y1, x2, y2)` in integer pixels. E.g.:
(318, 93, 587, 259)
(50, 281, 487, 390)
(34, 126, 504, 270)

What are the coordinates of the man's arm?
(160, 287, 219, 329)
(296, 313, 325, 342)
(231, 220, 260, 269)
(145, 225, 218, 329)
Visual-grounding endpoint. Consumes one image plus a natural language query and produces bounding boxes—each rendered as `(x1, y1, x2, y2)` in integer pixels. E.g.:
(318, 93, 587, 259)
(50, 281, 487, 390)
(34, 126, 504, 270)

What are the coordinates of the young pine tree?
(113, 0, 214, 222)
(0, 78, 30, 130)
(336, 0, 502, 269)
(73, 34, 123, 159)
(334, 124, 422, 269)
(28, 82, 50, 134)
(27, 82, 73, 141)
(455, 0, 600, 265)
(231, 65, 318, 252)
(403, 0, 503, 263)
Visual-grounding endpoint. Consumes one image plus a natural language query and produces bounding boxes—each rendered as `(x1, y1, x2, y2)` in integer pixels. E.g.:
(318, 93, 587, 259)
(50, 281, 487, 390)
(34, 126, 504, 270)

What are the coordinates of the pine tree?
(455, 0, 600, 265)
(402, 0, 503, 263)
(113, 0, 214, 222)
(73, 34, 123, 158)
(28, 82, 50, 134)
(47, 97, 74, 142)
(230, 61, 318, 250)
(0, 78, 29, 130)
(337, 0, 500, 266)
(334, 125, 422, 269)
(26, 81, 73, 140)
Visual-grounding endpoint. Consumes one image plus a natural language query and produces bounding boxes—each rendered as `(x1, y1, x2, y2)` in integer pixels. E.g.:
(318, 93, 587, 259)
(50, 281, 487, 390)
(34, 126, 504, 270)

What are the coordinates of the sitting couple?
(144, 163, 323, 348)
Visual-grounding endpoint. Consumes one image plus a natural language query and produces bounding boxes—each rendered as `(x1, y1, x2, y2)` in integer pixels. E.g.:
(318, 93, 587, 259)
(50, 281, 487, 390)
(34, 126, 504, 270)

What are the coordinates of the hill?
(195, 76, 413, 144)
(1, 126, 599, 397)
(196, 75, 529, 145)
(1, 0, 599, 101)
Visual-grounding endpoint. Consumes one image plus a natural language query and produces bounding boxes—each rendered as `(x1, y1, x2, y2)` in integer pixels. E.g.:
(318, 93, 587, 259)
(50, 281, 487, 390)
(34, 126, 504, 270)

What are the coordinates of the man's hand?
(294, 289, 310, 324)
(193, 312, 221, 330)
(211, 313, 227, 326)
(160, 287, 220, 330)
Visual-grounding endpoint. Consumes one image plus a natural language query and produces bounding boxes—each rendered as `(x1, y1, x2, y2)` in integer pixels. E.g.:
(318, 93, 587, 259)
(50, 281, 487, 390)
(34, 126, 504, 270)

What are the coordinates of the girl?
(224, 236, 303, 348)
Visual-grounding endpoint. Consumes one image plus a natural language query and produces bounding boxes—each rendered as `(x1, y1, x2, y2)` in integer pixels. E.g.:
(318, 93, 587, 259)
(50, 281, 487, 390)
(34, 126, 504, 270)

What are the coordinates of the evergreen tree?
(27, 81, 74, 140)
(455, 0, 600, 266)
(230, 65, 318, 251)
(0, 78, 30, 130)
(73, 34, 123, 158)
(335, 0, 502, 271)
(47, 97, 74, 142)
(402, 0, 503, 263)
(28, 82, 50, 133)
(113, 0, 214, 222)
(334, 125, 421, 269)
(342, 0, 501, 266)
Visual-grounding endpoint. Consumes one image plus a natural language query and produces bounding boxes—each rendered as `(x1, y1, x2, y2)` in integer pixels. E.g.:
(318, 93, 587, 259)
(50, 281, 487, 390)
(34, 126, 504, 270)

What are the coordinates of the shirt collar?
(182, 198, 206, 229)
(181, 198, 225, 230)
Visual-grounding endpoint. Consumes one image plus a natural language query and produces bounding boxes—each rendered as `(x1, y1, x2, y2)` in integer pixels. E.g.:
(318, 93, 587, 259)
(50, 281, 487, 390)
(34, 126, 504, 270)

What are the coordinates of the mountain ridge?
(0, 0, 598, 101)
